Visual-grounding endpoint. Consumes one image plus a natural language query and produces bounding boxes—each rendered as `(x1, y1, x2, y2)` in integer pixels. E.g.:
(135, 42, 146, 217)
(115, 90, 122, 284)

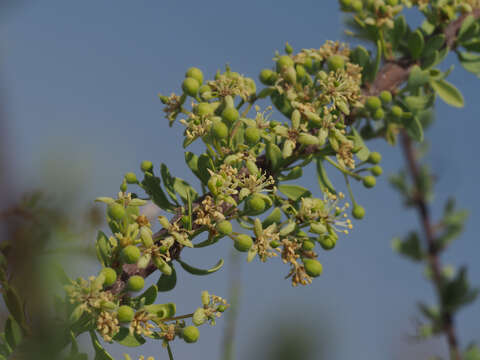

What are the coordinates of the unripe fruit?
(303, 259, 323, 277)
(122, 245, 141, 264)
(182, 77, 200, 97)
(368, 152, 382, 164)
(127, 275, 145, 292)
(247, 195, 266, 214)
(182, 326, 200, 343)
(285, 42, 293, 55)
(140, 160, 153, 172)
(370, 165, 383, 177)
(386, 0, 398, 5)
(373, 108, 385, 120)
(302, 240, 316, 251)
(234, 234, 253, 252)
(327, 55, 345, 72)
(212, 121, 228, 140)
(340, 0, 352, 8)
(216, 220, 233, 236)
(352, 205, 365, 219)
(120, 181, 127, 192)
(185, 67, 204, 85)
(108, 203, 126, 221)
(196, 102, 213, 116)
(352, 0, 363, 11)
(365, 96, 382, 111)
(221, 107, 240, 124)
(100, 267, 117, 287)
(259, 69, 276, 85)
(117, 305, 135, 323)
(124, 172, 137, 184)
(318, 235, 336, 250)
(245, 127, 261, 145)
(276, 55, 294, 72)
(380, 90, 392, 104)
(391, 105, 403, 118)
(295, 64, 307, 79)
(363, 175, 376, 188)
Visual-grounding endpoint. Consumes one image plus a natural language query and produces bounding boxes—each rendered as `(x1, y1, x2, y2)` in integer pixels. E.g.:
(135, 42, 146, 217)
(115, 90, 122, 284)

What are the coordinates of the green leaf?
(441, 267, 478, 312)
(278, 166, 303, 181)
(404, 95, 430, 112)
(157, 267, 177, 292)
(351, 128, 369, 161)
(177, 258, 224, 276)
(143, 303, 176, 319)
(407, 65, 430, 89)
(464, 344, 480, 360)
(430, 79, 464, 108)
(185, 152, 200, 177)
(316, 159, 336, 194)
(266, 142, 283, 171)
(95, 231, 111, 267)
(172, 178, 198, 204)
(90, 331, 114, 360)
(3, 288, 26, 332)
(262, 208, 283, 228)
(113, 328, 145, 347)
(142, 172, 175, 211)
(408, 30, 424, 59)
(405, 116, 424, 142)
(423, 34, 445, 57)
(463, 39, 480, 52)
(197, 154, 214, 185)
(160, 163, 178, 203)
(136, 285, 158, 306)
(4, 317, 22, 350)
(278, 184, 311, 201)
(458, 15, 476, 42)
(459, 52, 480, 75)
(392, 232, 424, 261)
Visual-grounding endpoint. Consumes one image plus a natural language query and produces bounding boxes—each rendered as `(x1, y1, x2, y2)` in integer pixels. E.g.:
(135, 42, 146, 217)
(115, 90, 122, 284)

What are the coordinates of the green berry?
(221, 107, 239, 124)
(373, 108, 385, 120)
(370, 165, 383, 177)
(182, 326, 200, 343)
(368, 152, 382, 164)
(234, 234, 253, 252)
(100, 267, 117, 287)
(259, 69, 276, 85)
(303, 259, 323, 277)
(380, 90, 392, 104)
(120, 181, 127, 192)
(363, 175, 377, 188)
(185, 67, 204, 85)
(340, 0, 352, 8)
(107, 203, 126, 221)
(124, 172, 137, 184)
(127, 275, 145, 292)
(122, 245, 141, 264)
(318, 235, 336, 250)
(247, 195, 266, 214)
(365, 96, 382, 111)
(276, 55, 294, 72)
(117, 305, 135, 323)
(196, 102, 213, 116)
(216, 220, 233, 236)
(212, 121, 229, 140)
(391, 105, 403, 118)
(285, 42, 293, 55)
(182, 77, 200, 97)
(352, 0, 363, 11)
(386, 0, 398, 5)
(352, 205, 365, 220)
(245, 127, 261, 145)
(302, 240, 316, 251)
(327, 55, 345, 72)
(295, 64, 307, 79)
(140, 160, 153, 172)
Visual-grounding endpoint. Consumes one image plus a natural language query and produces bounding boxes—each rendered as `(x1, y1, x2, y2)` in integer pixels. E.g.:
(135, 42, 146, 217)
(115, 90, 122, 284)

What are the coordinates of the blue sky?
(1, 1, 479, 359)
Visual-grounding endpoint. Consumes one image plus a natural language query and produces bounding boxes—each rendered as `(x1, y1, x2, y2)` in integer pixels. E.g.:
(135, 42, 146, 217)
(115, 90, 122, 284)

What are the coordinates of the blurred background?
(0, 1, 479, 359)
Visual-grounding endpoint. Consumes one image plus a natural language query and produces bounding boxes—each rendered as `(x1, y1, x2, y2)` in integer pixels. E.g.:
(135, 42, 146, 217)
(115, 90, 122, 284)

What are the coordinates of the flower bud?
(363, 175, 376, 188)
(302, 240, 316, 251)
(285, 42, 293, 55)
(284, 66, 297, 84)
(217, 305, 227, 312)
(310, 222, 327, 234)
(368, 152, 382, 164)
(365, 96, 382, 112)
(193, 308, 207, 326)
(124, 172, 137, 184)
(245, 127, 261, 145)
(247, 194, 266, 215)
(370, 165, 383, 177)
(327, 55, 345, 72)
(182, 77, 200, 97)
(117, 305, 135, 323)
(386, 0, 398, 5)
(221, 107, 240, 125)
(127, 275, 145, 292)
(259, 69, 276, 85)
(185, 67, 204, 85)
(100, 267, 117, 287)
(108, 203, 126, 221)
(196, 102, 214, 116)
(216, 220, 233, 236)
(182, 326, 200, 343)
(120, 181, 127, 192)
(318, 235, 336, 250)
(298, 133, 320, 146)
(233, 234, 253, 252)
(122, 245, 141, 264)
(140, 160, 153, 172)
(380, 90, 392, 104)
(212, 121, 229, 140)
(270, 240, 280, 248)
(276, 55, 294, 72)
(296, 64, 307, 79)
(352, 205, 365, 219)
(303, 259, 323, 277)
